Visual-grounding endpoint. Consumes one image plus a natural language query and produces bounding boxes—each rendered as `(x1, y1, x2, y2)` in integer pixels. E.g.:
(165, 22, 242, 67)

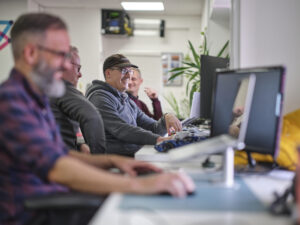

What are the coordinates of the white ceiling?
(35, 0, 205, 17)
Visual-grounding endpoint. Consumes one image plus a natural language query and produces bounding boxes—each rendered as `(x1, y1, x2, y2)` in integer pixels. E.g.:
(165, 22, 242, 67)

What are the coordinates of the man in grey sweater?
(86, 54, 182, 156)
(51, 47, 106, 153)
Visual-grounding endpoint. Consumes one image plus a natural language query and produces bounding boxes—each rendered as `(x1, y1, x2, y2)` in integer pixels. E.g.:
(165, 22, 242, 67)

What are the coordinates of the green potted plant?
(164, 92, 189, 119)
(166, 32, 229, 116)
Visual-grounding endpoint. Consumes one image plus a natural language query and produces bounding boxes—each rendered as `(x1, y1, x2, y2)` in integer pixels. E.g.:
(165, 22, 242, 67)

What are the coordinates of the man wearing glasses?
(0, 13, 194, 225)
(50, 46, 106, 154)
(86, 54, 182, 157)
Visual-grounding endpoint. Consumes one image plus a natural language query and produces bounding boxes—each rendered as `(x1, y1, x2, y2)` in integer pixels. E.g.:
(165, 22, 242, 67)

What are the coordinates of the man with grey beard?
(0, 13, 195, 225)
(31, 57, 66, 97)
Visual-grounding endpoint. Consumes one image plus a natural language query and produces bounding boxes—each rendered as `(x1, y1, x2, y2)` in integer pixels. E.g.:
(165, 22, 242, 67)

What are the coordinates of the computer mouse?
(158, 191, 196, 196)
(137, 170, 161, 176)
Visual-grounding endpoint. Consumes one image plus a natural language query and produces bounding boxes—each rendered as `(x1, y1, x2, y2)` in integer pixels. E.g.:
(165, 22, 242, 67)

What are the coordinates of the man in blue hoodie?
(86, 54, 182, 156)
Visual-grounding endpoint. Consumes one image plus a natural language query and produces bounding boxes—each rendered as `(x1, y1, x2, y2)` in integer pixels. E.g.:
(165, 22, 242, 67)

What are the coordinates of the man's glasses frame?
(71, 62, 81, 73)
(111, 67, 134, 76)
(37, 45, 71, 60)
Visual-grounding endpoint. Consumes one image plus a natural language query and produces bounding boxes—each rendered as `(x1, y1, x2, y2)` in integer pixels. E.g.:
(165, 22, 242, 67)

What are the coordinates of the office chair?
(24, 192, 107, 225)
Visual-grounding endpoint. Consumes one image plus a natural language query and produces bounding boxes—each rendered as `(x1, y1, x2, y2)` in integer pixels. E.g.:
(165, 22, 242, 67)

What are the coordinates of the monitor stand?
(235, 152, 275, 174)
(194, 147, 237, 189)
(202, 157, 215, 168)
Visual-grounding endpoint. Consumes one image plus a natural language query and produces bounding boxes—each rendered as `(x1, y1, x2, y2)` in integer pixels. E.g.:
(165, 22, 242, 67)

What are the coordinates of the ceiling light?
(133, 29, 159, 36)
(121, 2, 164, 11)
(134, 19, 161, 29)
(134, 19, 161, 25)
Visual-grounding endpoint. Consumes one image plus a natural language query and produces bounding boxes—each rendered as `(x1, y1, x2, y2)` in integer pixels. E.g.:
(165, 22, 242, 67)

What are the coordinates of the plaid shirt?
(0, 69, 69, 225)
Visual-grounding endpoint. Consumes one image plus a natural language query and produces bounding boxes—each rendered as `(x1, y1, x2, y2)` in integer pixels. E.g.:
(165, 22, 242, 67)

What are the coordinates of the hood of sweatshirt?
(85, 80, 129, 103)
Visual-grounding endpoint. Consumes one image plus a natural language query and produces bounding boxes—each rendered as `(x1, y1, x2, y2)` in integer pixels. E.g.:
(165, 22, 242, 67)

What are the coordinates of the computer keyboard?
(181, 117, 207, 127)
(154, 127, 209, 152)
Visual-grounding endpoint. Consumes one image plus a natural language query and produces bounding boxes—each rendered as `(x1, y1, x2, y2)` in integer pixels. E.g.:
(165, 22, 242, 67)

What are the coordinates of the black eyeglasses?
(37, 45, 71, 60)
(71, 62, 81, 73)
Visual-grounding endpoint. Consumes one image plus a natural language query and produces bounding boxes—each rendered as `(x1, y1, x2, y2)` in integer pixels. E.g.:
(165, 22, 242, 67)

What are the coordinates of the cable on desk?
(269, 175, 296, 216)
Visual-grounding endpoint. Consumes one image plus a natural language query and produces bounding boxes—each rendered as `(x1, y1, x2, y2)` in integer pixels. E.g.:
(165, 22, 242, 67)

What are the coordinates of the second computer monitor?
(200, 55, 229, 120)
(211, 66, 285, 158)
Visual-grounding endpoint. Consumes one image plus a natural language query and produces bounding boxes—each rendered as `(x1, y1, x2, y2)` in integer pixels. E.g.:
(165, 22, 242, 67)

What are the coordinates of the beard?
(31, 59, 65, 98)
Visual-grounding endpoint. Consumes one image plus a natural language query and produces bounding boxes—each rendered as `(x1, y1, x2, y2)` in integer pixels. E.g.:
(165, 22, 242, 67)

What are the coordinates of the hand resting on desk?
(133, 170, 195, 198)
(104, 155, 194, 198)
(110, 155, 163, 176)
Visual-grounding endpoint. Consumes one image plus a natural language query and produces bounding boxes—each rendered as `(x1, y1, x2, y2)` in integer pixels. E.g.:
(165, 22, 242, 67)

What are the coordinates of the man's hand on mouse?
(132, 170, 195, 198)
(107, 155, 163, 176)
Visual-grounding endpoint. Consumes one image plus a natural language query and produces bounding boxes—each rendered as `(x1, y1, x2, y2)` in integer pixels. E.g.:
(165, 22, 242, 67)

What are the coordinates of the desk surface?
(89, 174, 293, 225)
(135, 145, 172, 162)
(89, 170, 294, 224)
(90, 145, 294, 225)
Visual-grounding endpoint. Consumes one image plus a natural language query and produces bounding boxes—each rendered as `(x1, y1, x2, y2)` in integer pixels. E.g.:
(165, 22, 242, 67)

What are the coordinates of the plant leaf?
(169, 66, 189, 72)
(203, 33, 208, 55)
(168, 71, 184, 81)
(164, 93, 182, 118)
(217, 40, 229, 57)
(185, 72, 199, 95)
(188, 40, 200, 66)
(183, 61, 199, 68)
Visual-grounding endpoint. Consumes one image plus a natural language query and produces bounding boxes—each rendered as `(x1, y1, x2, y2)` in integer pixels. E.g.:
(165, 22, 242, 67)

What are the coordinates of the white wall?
(0, 0, 27, 82)
(43, 7, 102, 92)
(207, 7, 230, 56)
(238, 0, 300, 114)
(200, 0, 209, 33)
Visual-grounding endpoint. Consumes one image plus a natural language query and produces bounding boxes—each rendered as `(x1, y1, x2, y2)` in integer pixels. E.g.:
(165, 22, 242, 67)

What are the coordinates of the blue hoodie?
(86, 80, 167, 156)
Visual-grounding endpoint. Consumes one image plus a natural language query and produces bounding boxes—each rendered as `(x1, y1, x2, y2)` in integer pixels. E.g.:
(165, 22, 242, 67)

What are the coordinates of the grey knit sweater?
(50, 80, 106, 153)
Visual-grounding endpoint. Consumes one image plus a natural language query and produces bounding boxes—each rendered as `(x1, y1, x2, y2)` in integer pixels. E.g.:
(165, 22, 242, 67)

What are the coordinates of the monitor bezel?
(200, 55, 229, 120)
(210, 66, 285, 158)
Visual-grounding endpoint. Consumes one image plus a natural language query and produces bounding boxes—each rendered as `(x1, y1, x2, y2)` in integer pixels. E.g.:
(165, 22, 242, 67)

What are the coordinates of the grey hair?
(70, 45, 79, 62)
(133, 67, 142, 78)
(10, 13, 67, 60)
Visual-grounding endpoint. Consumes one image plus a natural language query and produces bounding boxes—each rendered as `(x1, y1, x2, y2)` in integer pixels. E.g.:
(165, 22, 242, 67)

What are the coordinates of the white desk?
(135, 145, 172, 162)
(89, 146, 295, 225)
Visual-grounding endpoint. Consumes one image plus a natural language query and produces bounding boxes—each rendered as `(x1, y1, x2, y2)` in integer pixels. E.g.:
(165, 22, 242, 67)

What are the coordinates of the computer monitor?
(200, 55, 229, 120)
(211, 66, 285, 159)
(169, 74, 256, 162)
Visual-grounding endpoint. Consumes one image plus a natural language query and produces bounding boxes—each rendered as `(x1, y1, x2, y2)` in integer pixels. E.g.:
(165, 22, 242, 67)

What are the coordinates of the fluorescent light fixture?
(134, 19, 161, 29)
(134, 19, 161, 25)
(121, 2, 164, 11)
(133, 29, 159, 36)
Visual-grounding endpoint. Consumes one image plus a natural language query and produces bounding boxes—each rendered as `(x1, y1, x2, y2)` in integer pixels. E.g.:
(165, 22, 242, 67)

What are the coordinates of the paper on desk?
(268, 169, 295, 180)
(190, 92, 201, 118)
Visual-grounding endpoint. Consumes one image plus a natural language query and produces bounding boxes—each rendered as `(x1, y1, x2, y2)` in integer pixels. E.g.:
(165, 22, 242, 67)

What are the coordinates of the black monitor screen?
(200, 55, 229, 119)
(211, 66, 285, 157)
